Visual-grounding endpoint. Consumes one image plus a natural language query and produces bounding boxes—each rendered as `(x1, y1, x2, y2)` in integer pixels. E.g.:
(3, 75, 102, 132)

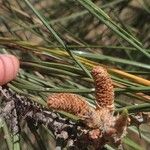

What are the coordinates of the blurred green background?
(0, 0, 150, 149)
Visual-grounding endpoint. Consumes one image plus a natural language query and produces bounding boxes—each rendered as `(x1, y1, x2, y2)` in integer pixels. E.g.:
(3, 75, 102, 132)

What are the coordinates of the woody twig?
(0, 87, 102, 149)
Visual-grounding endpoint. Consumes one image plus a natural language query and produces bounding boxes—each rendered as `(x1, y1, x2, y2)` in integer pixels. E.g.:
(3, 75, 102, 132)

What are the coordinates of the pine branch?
(0, 86, 106, 149)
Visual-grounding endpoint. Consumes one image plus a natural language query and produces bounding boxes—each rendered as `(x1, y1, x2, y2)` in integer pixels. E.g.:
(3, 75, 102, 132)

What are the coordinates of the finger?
(0, 54, 20, 85)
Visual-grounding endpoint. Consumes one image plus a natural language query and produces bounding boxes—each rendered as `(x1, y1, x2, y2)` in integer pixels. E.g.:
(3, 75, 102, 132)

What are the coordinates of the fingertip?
(7, 54, 20, 78)
(0, 54, 20, 85)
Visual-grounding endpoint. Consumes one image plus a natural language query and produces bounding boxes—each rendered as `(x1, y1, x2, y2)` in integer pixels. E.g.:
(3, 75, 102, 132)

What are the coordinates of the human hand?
(0, 54, 20, 85)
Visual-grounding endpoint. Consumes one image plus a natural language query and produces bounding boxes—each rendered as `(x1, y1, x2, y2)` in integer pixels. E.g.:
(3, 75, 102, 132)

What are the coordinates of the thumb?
(0, 54, 20, 85)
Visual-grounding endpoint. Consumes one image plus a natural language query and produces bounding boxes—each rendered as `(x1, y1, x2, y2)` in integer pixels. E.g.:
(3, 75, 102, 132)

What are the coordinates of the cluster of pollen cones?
(47, 66, 129, 148)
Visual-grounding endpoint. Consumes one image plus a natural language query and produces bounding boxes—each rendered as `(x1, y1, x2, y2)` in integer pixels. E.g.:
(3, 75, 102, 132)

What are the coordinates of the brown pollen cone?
(47, 93, 94, 120)
(91, 66, 114, 110)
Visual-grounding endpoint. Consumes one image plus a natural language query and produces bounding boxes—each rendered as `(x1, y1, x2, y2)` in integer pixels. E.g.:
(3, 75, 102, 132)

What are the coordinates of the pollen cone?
(47, 93, 94, 119)
(91, 66, 114, 110)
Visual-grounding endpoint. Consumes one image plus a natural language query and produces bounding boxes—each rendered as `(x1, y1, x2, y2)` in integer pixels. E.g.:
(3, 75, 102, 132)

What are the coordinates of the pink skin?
(0, 54, 20, 85)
